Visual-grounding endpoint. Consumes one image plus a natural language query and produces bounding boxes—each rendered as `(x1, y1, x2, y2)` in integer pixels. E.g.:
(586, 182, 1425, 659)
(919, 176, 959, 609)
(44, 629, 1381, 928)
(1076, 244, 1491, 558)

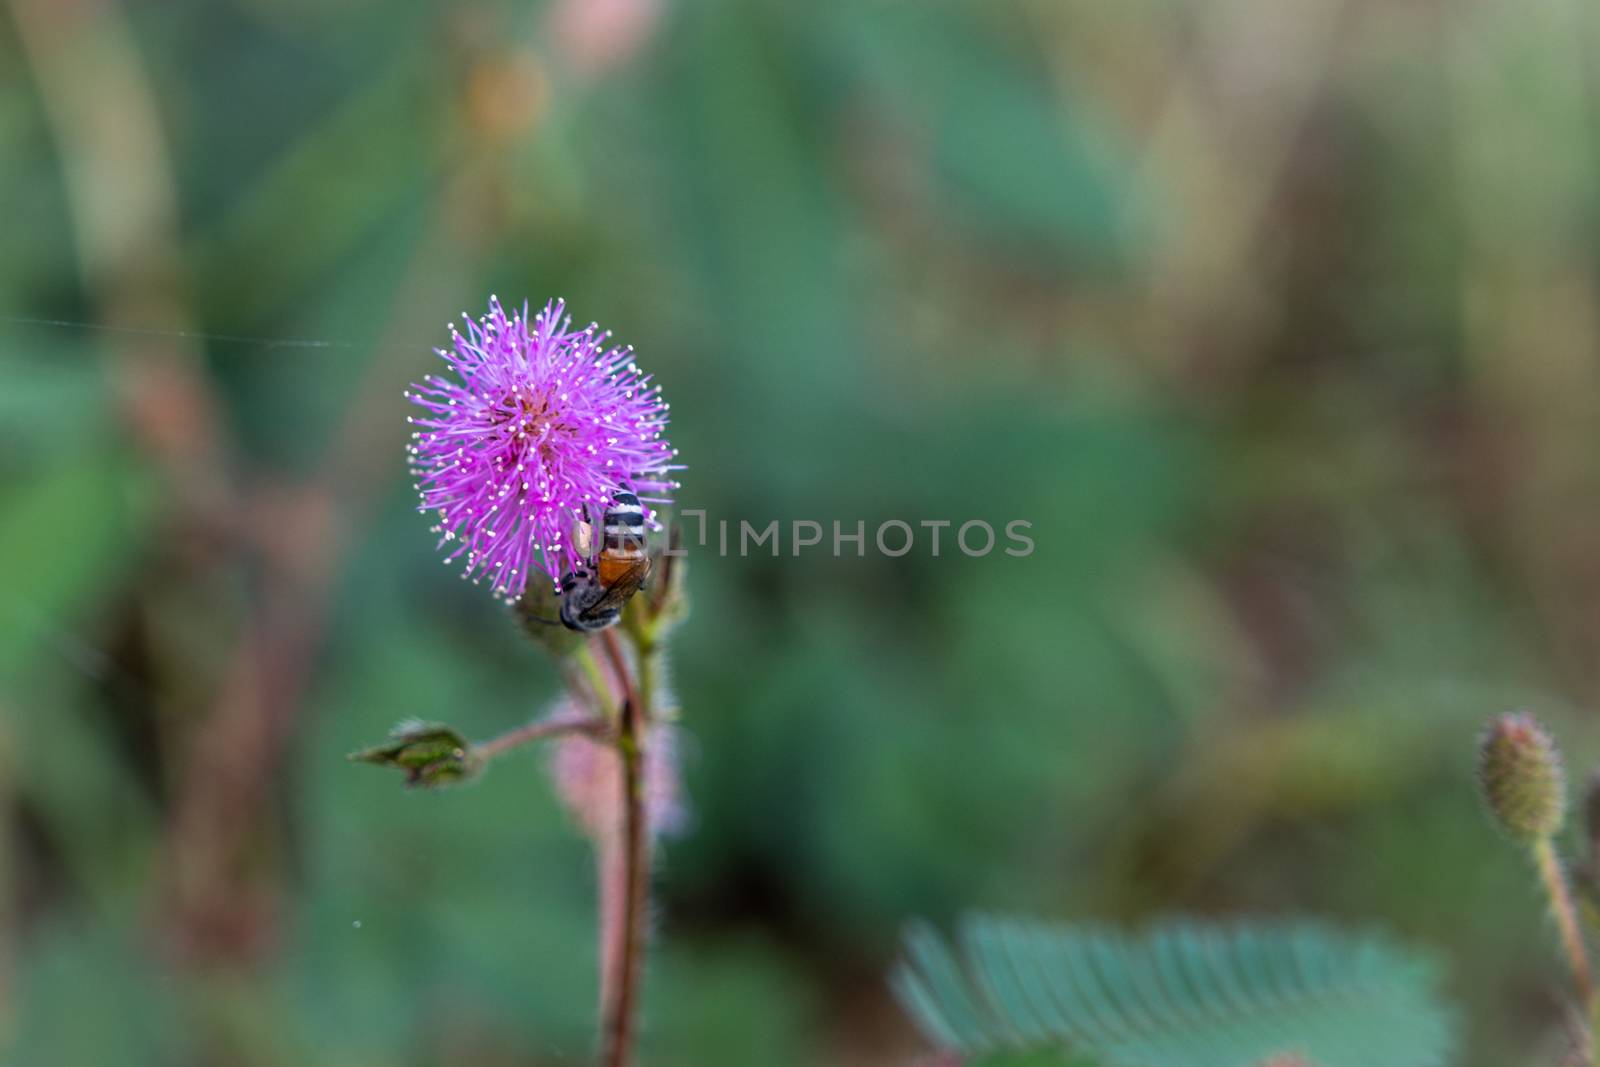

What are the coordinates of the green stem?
(600, 627, 650, 1067)
(1533, 837, 1598, 1043)
(575, 645, 617, 721)
(636, 636, 660, 722)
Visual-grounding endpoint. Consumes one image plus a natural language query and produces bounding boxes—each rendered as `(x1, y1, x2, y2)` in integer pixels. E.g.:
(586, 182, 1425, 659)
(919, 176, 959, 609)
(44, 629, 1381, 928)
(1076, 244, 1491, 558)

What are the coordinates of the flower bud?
(1478, 712, 1566, 843)
(348, 720, 479, 788)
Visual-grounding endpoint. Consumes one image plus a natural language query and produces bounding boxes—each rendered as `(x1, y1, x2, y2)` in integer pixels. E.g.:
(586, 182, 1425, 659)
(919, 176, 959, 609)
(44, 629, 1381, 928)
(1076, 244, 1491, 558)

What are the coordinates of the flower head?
(1478, 711, 1566, 843)
(406, 297, 679, 598)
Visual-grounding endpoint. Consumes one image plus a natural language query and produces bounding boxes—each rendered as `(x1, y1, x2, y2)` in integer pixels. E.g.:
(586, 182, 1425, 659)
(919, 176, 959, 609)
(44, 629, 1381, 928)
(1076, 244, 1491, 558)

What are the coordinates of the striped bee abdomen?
(602, 490, 647, 555)
(595, 490, 648, 590)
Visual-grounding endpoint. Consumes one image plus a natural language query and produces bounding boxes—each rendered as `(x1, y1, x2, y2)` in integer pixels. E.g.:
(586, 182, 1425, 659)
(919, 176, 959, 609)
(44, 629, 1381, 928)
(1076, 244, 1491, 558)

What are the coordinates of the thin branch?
(473, 713, 608, 762)
(1534, 838, 1598, 1037)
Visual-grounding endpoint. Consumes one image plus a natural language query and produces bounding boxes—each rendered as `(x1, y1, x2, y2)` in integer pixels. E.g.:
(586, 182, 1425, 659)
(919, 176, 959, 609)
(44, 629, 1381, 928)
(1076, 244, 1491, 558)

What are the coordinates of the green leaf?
(892, 915, 1456, 1067)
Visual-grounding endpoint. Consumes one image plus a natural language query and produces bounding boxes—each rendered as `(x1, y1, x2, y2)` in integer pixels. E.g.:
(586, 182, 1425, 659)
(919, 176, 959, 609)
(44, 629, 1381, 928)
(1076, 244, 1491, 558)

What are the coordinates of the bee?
(556, 490, 652, 632)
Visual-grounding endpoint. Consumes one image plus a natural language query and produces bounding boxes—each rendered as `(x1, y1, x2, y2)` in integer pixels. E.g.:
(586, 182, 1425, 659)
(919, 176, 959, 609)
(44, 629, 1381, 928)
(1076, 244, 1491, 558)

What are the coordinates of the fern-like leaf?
(891, 915, 1456, 1067)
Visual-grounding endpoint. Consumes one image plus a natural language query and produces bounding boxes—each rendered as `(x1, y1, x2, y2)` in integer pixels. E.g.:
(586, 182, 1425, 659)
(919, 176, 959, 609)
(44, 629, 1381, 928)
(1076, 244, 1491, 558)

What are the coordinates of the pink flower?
(406, 297, 679, 598)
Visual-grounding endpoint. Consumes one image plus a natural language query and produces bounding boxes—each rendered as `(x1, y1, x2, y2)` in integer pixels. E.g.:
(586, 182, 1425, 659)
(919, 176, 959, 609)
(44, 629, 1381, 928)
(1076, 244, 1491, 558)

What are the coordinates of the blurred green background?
(2, 0, 1598, 1063)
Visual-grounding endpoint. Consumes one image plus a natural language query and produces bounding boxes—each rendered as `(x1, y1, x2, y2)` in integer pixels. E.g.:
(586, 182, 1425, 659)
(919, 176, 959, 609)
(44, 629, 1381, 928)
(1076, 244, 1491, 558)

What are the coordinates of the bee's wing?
(578, 557, 652, 620)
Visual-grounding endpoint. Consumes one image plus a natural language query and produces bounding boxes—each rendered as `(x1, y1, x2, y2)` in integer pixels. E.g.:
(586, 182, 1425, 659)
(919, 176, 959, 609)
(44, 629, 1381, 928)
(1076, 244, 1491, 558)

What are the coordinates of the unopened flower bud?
(1478, 712, 1566, 843)
(349, 720, 479, 788)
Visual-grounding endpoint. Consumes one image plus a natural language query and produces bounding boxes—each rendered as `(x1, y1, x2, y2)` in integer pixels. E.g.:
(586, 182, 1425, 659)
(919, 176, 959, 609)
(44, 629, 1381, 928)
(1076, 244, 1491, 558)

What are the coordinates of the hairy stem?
(598, 628, 639, 717)
(603, 702, 646, 1067)
(576, 645, 617, 721)
(600, 627, 650, 1067)
(1534, 838, 1597, 1033)
(472, 712, 607, 762)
